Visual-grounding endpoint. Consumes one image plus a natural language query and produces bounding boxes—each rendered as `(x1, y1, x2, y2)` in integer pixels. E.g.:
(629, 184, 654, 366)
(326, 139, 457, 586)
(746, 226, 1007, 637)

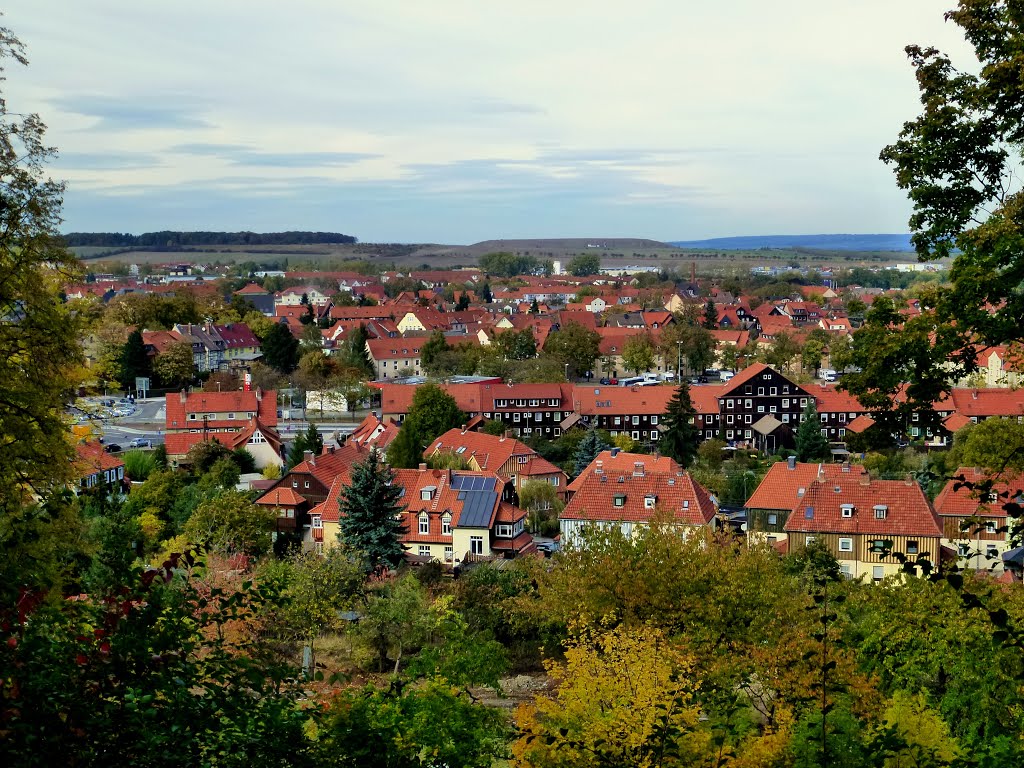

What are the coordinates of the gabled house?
(560, 454, 717, 548)
(745, 459, 865, 545)
(933, 467, 1020, 572)
(716, 364, 808, 448)
(164, 389, 282, 469)
(784, 471, 944, 581)
(365, 338, 425, 379)
(309, 467, 533, 563)
(426, 428, 567, 499)
(73, 441, 126, 494)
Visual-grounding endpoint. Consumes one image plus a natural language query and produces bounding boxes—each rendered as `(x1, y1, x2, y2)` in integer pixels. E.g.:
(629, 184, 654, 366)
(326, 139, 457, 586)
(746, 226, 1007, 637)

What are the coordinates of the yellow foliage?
(512, 622, 709, 768)
(138, 509, 164, 546)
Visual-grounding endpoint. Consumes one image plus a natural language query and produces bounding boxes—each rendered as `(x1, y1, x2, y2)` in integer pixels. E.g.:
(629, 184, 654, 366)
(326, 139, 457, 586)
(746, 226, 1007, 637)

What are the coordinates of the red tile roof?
(746, 461, 864, 511)
(784, 473, 942, 537)
(568, 450, 682, 491)
(811, 384, 864, 414)
(562, 470, 716, 526)
(427, 428, 533, 471)
(255, 487, 307, 507)
(949, 388, 1024, 418)
(366, 338, 425, 360)
(570, 384, 677, 416)
(165, 390, 277, 430)
(932, 467, 1023, 519)
(74, 440, 125, 475)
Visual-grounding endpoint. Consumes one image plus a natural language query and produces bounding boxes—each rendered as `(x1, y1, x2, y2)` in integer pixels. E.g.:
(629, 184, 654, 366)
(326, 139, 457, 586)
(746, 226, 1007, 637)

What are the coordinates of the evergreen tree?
(702, 299, 718, 330)
(388, 384, 465, 468)
(481, 282, 493, 304)
(342, 323, 374, 379)
(287, 430, 308, 469)
(573, 429, 610, 477)
(338, 451, 408, 571)
(795, 400, 830, 462)
(659, 384, 699, 467)
(118, 329, 151, 390)
(455, 292, 470, 311)
(304, 422, 323, 457)
(262, 322, 300, 373)
(530, 297, 540, 314)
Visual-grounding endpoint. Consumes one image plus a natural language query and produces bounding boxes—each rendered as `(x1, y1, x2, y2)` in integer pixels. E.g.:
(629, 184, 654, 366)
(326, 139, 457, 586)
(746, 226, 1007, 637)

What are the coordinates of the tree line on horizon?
(62, 230, 358, 249)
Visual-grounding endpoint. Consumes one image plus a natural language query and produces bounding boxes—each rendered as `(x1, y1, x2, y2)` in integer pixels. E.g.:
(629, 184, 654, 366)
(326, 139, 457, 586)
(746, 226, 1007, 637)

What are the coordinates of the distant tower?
(552, 260, 562, 276)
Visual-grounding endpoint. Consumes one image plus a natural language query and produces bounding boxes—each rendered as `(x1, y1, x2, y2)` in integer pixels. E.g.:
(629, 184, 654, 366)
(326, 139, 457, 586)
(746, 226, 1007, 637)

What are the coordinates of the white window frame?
(839, 537, 853, 552)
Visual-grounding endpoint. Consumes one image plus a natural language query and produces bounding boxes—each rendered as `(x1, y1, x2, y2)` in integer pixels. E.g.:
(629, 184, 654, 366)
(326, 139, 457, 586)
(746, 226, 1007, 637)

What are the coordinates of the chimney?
(610, 447, 620, 457)
(461, 424, 467, 434)
(905, 474, 915, 486)
(179, 390, 187, 404)
(595, 460, 603, 473)
(418, 462, 427, 471)
(328, 445, 335, 454)
(787, 455, 796, 470)
(972, 390, 978, 400)
(860, 472, 871, 487)
(633, 461, 645, 477)
(303, 450, 314, 465)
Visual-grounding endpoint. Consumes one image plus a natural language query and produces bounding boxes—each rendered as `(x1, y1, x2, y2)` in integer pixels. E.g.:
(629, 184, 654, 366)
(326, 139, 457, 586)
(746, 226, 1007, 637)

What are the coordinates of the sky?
(3, 1, 978, 244)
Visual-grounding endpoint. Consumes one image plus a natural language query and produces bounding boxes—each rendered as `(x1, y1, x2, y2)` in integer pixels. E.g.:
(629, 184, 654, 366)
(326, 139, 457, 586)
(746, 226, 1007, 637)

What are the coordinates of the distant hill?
(62, 231, 358, 249)
(459, 237, 673, 256)
(669, 234, 914, 251)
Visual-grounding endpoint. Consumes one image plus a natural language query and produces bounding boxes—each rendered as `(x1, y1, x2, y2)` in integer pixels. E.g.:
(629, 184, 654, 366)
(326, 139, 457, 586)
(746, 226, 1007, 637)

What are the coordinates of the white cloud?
(2, 0, 979, 241)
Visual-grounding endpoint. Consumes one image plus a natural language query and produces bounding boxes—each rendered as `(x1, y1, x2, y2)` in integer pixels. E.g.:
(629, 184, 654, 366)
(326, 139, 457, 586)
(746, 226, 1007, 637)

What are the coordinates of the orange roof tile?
(932, 467, 1023, 519)
(256, 487, 307, 507)
(562, 470, 717, 526)
(746, 461, 864, 511)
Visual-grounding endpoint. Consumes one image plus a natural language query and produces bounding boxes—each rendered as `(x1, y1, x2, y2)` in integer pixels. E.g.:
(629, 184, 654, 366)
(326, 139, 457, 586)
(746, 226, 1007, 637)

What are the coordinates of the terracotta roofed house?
(784, 470, 943, 581)
(164, 388, 282, 469)
(933, 466, 1021, 572)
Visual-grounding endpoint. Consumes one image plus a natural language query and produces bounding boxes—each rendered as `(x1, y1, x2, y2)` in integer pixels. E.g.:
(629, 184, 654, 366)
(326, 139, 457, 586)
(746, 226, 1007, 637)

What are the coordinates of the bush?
(122, 449, 157, 481)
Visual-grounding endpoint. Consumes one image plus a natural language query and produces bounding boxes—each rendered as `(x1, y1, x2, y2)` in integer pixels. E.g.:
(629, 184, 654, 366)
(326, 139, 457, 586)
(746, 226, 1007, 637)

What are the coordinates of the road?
(93, 398, 358, 452)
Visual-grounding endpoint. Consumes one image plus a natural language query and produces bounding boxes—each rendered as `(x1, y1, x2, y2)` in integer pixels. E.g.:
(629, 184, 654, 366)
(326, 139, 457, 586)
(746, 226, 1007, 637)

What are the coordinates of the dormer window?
(873, 505, 888, 520)
(421, 486, 436, 501)
(644, 495, 656, 509)
(613, 494, 626, 507)
(442, 513, 451, 535)
(841, 504, 854, 518)
(418, 513, 429, 534)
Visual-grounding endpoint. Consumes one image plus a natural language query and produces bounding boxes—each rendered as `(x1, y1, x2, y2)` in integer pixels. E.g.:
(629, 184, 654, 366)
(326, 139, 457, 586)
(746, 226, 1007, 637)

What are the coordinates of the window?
(644, 495, 656, 509)
(651, 415, 658, 425)
(987, 545, 1000, 558)
(906, 540, 918, 554)
(421, 487, 435, 501)
(470, 536, 484, 555)
(757, 405, 765, 413)
(770, 387, 777, 395)
(958, 543, 971, 557)
(841, 504, 854, 518)
(513, 413, 520, 422)
(726, 399, 734, 408)
(418, 545, 431, 558)
(444, 545, 453, 561)
(312, 516, 323, 529)
(986, 520, 997, 534)
(767, 513, 778, 526)
(874, 505, 887, 520)
(419, 513, 429, 535)
(614, 494, 626, 507)
(441, 513, 451, 535)
(757, 387, 764, 395)
(497, 524, 513, 537)
(782, 399, 789, 408)
(872, 566, 884, 582)
(304, 480, 310, 488)
(839, 537, 853, 552)
(745, 399, 752, 408)
(806, 535, 816, 545)
(632, 431, 640, 440)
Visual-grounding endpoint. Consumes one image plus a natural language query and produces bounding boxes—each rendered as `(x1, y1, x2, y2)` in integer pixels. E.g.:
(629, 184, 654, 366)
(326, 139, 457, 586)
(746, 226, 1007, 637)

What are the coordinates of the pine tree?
(572, 429, 610, 477)
(118, 329, 151, 390)
(338, 451, 408, 571)
(530, 297, 540, 314)
(455, 292, 470, 311)
(304, 422, 323, 456)
(263, 322, 300, 373)
(481, 282, 493, 304)
(343, 323, 374, 378)
(702, 299, 718, 330)
(659, 384, 699, 467)
(286, 430, 308, 469)
(795, 400, 830, 462)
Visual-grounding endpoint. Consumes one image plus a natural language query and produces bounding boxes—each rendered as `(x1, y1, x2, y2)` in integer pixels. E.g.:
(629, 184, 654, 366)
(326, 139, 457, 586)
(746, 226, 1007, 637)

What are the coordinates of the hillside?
(670, 234, 914, 251)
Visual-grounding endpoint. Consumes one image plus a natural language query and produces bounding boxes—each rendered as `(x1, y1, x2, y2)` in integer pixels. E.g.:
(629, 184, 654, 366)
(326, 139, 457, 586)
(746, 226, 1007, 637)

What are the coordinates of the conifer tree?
(455, 292, 470, 311)
(337, 451, 408, 571)
(118, 329, 151, 390)
(481, 282, 493, 304)
(343, 323, 374, 379)
(659, 384, 699, 467)
(573, 429, 610, 477)
(795, 400, 830, 462)
(702, 299, 718, 330)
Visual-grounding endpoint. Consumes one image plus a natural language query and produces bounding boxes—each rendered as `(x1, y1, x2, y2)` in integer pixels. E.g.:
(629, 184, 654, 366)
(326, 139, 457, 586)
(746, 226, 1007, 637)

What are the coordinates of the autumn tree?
(622, 333, 656, 375)
(183, 489, 276, 557)
(544, 321, 601, 379)
(152, 340, 196, 388)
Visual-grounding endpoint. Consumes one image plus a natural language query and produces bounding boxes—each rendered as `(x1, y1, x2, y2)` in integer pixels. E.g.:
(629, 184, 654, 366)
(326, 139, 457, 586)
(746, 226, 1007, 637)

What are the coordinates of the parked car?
(599, 377, 619, 386)
(128, 438, 150, 449)
(104, 443, 122, 453)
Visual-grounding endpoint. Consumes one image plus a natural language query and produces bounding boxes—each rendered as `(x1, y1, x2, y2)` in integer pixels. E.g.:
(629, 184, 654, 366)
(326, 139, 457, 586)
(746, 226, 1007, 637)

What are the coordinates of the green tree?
(530, 297, 540, 314)
(764, 331, 801, 372)
(544, 321, 601, 379)
(387, 384, 465, 468)
(419, 329, 449, 376)
(795, 400, 830, 462)
(481, 281, 493, 304)
(702, 298, 718, 329)
(518, 479, 565, 535)
(566, 252, 601, 276)
(337, 451, 408, 571)
(183, 489, 277, 557)
(622, 333, 656, 375)
(117, 329, 150, 390)
(455, 292, 470, 311)
(659, 383, 699, 467)
(572, 429, 610, 477)
(152, 339, 196, 388)
(801, 337, 826, 378)
(262, 322, 300, 373)
(494, 327, 536, 360)
(339, 322, 374, 379)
